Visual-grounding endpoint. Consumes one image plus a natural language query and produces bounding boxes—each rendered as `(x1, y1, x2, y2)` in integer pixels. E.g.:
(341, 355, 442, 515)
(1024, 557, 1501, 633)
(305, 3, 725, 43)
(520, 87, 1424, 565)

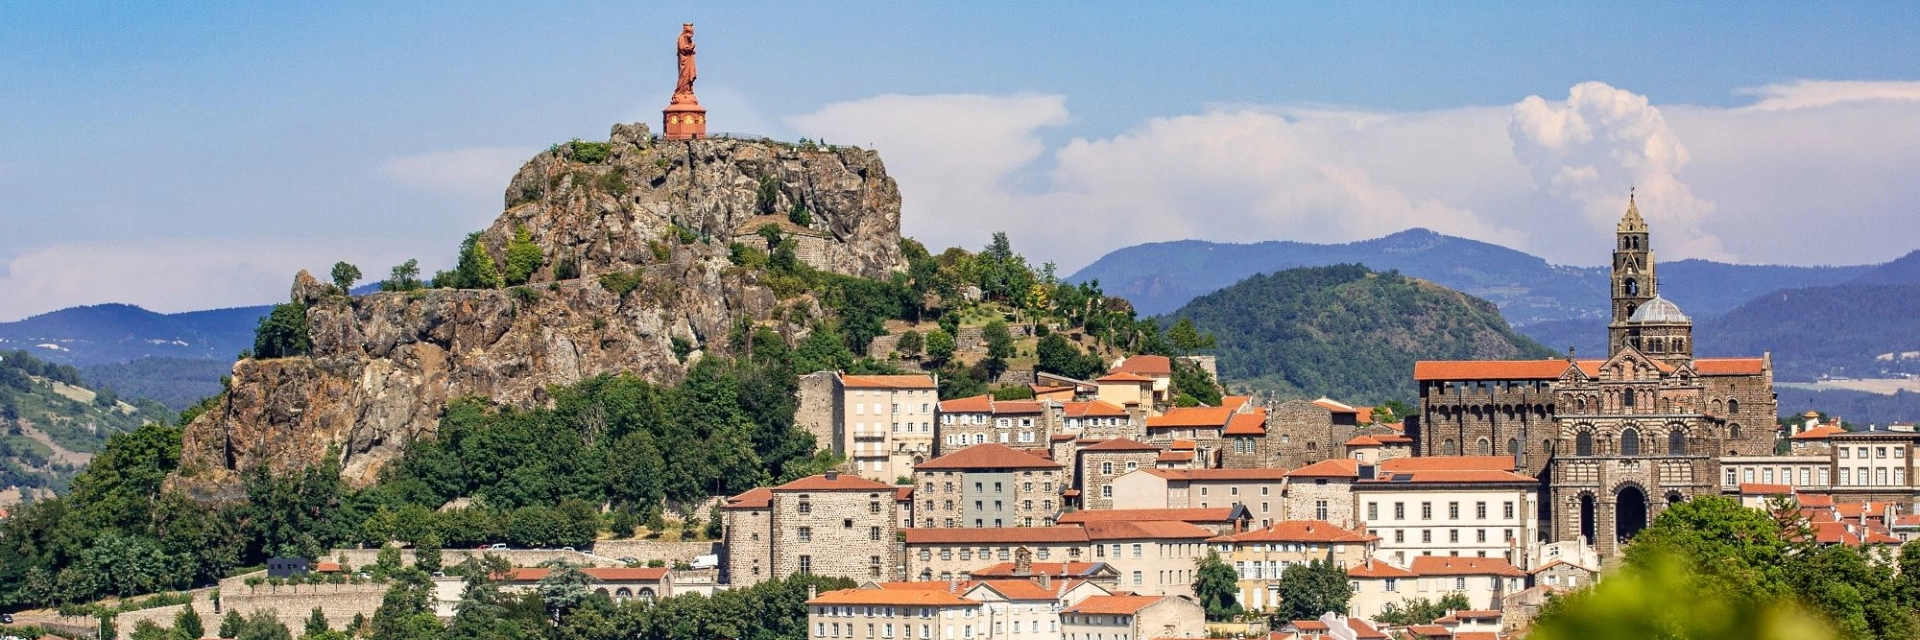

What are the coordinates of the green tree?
(789, 202, 813, 227)
(131, 620, 171, 640)
(381, 259, 424, 292)
(1193, 551, 1243, 621)
(414, 532, 443, 575)
(305, 607, 331, 637)
(1167, 317, 1216, 354)
(173, 603, 206, 640)
(330, 262, 362, 294)
(252, 301, 311, 359)
(219, 610, 245, 638)
(535, 562, 594, 623)
(235, 610, 292, 640)
(1273, 558, 1350, 623)
(1170, 358, 1222, 407)
(370, 571, 441, 640)
(924, 330, 956, 366)
(504, 225, 544, 286)
(896, 330, 924, 359)
(1533, 552, 1836, 640)
(981, 319, 1014, 378)
(439, 231, 504, 289)
(374, 545, 404, 579)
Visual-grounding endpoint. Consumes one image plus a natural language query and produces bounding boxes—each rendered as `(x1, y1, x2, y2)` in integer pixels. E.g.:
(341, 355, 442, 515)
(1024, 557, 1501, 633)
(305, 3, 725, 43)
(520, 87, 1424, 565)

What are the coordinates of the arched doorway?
(1579, 494, 1597, 545)
(1616, 485, 1650, 542)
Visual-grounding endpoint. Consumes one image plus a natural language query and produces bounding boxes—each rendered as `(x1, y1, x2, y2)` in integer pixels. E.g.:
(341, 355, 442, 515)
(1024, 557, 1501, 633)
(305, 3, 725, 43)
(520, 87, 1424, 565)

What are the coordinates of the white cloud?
(382, 146, 538, 196)
(783, 81, 1920, 273)
(1737, 80, 1920, 112)
(0, 239, 421, 321)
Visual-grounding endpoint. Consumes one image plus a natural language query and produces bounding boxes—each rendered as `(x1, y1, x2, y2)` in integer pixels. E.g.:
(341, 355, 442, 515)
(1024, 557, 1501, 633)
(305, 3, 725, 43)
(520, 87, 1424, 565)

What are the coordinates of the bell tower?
(1609, 192, 1655, 356)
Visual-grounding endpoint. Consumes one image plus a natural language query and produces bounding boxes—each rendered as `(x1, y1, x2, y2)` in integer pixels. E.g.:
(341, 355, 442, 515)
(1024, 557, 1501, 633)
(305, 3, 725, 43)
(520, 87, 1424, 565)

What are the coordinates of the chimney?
(809, 585, 818, 600)
(826, 471, 839, 481)
(1039, 573, 1051, 589)
(949, 575, 959, 592)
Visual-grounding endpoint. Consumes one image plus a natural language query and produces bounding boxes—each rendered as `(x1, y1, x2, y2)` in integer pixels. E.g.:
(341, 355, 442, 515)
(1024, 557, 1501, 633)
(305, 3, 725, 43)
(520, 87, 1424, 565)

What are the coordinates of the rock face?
(174, 125, 905, 492)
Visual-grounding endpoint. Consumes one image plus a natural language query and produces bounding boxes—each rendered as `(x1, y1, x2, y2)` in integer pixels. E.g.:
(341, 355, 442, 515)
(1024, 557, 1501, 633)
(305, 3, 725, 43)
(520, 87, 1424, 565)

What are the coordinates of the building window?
(1394, 530, 1404, 543)
(1668, 429, 1686, 456)
(1503, 502, 1514, 519)
(1576, 431, 1593, 456)
(1132, 571, 1143, 585)
(871, 527, 882, 541)
(1422, 530, 1432, 543)
(799, 555, 813, 574)
(1475, 502, 1487, 519)
(1421, 502, 1432, 520)
(1101, 486, 1112, 498)
(1476, 438, 1491, 456)
(1395, 503, 1405, 520)
(1368, 503, 1378, 521)
(799, 498, 813, 514)
(1448, 502, 1459, 520)
(1101, 462, 1113, 475)
(1620, 428, 1640, 456)
(1316, 500, 1329, 520)
(1477, 529, 1487, 543)
(1456, 577, 1467, 590)
(798, 527, 812, 542)
(1449, 530, 1459, 543)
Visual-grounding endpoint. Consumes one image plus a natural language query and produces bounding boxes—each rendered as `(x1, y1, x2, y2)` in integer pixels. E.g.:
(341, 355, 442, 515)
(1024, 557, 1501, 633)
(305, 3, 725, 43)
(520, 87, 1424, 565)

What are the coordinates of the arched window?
(1477, 438, 1492, 456)
(1729, 424, 1742, 441)
(1576, 432, 1593, 457)
(1728, 399, 1740, 414)
(1623, 388, 1637, 408)
(1443, 439, 1457, 455)
(1507, 438, 1520, 455)
(1668, 429, 1685, 456)
(1625, 279, 1639, 295)
(638, 588, 656, 604)
(1577, 397, 1588, 413)
(1621, 428, 1641, 456)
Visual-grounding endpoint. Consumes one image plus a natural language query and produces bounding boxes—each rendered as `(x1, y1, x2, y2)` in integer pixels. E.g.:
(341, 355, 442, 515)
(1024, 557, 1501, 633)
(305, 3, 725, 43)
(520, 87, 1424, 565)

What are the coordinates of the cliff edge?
(173, 124, 905, 493)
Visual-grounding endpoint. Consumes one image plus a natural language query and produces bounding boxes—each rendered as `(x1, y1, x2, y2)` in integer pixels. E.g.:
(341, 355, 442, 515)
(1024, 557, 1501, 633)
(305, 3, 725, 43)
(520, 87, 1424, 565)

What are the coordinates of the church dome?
(1629, 295, 1691, 324)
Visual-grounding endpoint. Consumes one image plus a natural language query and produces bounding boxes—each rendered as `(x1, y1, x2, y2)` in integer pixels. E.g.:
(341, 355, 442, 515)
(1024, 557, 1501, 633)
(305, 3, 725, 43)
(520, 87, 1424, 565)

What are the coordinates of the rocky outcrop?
(173, 124, 904, 492)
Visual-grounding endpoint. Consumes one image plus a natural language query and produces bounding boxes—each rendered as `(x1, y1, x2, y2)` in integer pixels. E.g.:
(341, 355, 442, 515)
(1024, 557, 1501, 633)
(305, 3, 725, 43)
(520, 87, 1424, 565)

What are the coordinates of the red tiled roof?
(1096, 372, 1155, 383)
(1081, 520, 1215, 540)
(1210, 520, 1375, 544)
(1695, 357, 1766, 375)
(1065, 595, 1162, 615)
(1311, 398, 1357, 413)
(965, 579, 1073, 601)
(1373, 434, 1413, 444)
(1379, 456, 1515, 472)
(1147, 468, 1289, 481)
(809, 587, 975, 606)
(1345, 435, 1383, 447)
(1363, 470, 1537, 484)
(1739, 483, 1793, 495)
(1286, 459, 1360, 478)
(1220, 395, 1252, 411)
(1348, 559, 1417, 578)
(1454, 633, 1499, 640)
(1170, 439, 1197, 450)
(916, 443, 1063, 470)
(315, 561, 343, 573)
(1080, 438, 1162, 452)
(903, 527, 1090, 544)
(1058, 508, 1237, 525)
(994, 401, 1045, 414)
(776, 473, 896, 492)
(1405, 625, 1450, 639)
(1224, 411, 1268, 436)
(725, 487, 773, 509)
(1114, 355, 1173, 376)
(1410, 556, 1525, 577)
(843, 374, 937, 389)
(1148, 407, 1236, 428)
(1346, 618, 1389, 640)
(1413, 359, 1588, 381)
(970, 561, 1113, 578)
(1157, 451, 1195, 463)
(1453, 610, 1501, 620)
(896, 487, 915, 501)
(1063, 400, 1130, 417)
(940, 394, 995, 413)
(1798, 494, 1835, 508)
(1790, 425, 1845, 440)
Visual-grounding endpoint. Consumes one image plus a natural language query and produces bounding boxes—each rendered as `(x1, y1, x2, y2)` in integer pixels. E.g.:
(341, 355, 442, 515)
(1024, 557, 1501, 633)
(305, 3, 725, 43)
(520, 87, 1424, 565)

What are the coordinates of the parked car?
(487, 543, 508, 550)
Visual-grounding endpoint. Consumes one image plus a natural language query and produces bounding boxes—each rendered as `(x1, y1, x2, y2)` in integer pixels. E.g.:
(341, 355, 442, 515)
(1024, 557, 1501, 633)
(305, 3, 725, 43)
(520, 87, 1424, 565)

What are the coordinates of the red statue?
(662, 22, 707, 140)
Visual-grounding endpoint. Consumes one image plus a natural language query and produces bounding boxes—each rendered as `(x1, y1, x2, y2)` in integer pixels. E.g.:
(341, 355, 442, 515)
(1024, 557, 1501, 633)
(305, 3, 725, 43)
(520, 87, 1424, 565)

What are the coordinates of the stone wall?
(589, 539, 718, 564)
(1283, 478, 1357, 529)
(1079, 450, 1160, 510)
(770, 488, 899, 582)
(1265, 400, 1345, 469)
(327, 547, 618, 568)
(797, 371, 843, 456)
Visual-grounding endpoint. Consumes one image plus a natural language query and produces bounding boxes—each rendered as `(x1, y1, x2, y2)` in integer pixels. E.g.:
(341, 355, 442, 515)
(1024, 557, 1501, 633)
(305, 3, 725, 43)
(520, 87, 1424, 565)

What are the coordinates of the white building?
(1351, 461, 1539, 567)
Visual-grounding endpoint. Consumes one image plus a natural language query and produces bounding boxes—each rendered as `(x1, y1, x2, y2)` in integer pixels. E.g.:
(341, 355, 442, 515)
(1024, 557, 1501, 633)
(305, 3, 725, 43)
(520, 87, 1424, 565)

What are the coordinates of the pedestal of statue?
(663, 100, 707, 140)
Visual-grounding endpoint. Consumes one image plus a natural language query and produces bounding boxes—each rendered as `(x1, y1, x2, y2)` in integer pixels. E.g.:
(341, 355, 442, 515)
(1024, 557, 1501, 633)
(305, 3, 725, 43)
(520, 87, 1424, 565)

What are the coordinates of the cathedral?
(1409, 195, 1778, 557)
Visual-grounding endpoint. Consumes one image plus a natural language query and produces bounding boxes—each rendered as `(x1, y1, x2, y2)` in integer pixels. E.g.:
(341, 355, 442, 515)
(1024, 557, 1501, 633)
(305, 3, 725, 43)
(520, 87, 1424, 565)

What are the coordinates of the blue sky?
(4, 3, 1920, 319)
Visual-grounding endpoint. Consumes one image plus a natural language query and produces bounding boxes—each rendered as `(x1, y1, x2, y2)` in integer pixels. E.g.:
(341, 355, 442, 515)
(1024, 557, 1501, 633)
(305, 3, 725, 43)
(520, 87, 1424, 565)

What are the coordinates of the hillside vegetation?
(1168, 264, 1557, 404)
(1, 350, 169, 496)
(1697, 283, 1920, 381)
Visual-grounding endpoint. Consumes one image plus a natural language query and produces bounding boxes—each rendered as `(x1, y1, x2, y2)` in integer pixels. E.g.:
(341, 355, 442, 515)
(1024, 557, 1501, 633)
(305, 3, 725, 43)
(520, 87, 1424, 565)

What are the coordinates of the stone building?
(722, 472, 901, 586)
(795, 372, 939, 482)
(938, 395, 1052, 453)
(1259, 399, 1363, 470)
(1281, 459, 1361, 528)
(1061, 595, 1205, 640)
(1076, 438, 1163, 510)
(1080, 520, 1215, 597)
(913, 443, 1066, 528)
(1110, 468, 1290, 527)
(903, 527, 1091, 582)
(1060, 400, 1142, 441)
(1205, 520, 1377, 611)
(1411, 195, 1780, 557)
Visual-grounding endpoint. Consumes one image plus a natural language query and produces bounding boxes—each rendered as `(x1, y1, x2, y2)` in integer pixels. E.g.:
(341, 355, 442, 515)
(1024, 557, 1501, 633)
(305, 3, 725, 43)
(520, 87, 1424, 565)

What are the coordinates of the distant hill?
(1849, 249, 1920, 285)
(1166, 264, 1558, 404)
(0, 303, 266, 366)
(1070, 228, 1874, 323)
(1, 350, 171, 498)
(1696, 283, 1920, 381)
(81, 357, 234, 411)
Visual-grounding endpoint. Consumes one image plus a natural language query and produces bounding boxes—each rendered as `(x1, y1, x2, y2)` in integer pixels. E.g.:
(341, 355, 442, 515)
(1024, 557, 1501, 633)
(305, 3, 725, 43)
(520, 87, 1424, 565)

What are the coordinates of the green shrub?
(504, 225, 544, 285)
(670, 336, 694, 362)
(789, 203, 813, 227)
(729, 243, 769, 268)
(510, 286, 539, 305)
(598, 171, 630, 195)
(511, 183, 544, 206)
(566, 140, 612, 164)
(599, 271, 645, 298)
(649, 240, 671, 262)
(253, 301, 311, 359)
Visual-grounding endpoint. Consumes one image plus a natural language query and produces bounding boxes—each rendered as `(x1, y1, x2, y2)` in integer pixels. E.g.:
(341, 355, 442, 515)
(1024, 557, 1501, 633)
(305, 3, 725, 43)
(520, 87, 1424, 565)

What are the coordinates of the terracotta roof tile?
(1157, 451, 1195, 463)
(776, 473, 896, 492)
(970, 561, 1113, 578)
(1362, 470, 1537, 484)
(1080, 438, 1162, 452)
(1063, 401, 1130, 418)
(1345, 435, 1383, 447)
(1286, 459, 1360, 478)
(1096, 372, 1155, 383)
(842, 374, 937, 389)
(964, 580, 1071, 601)
(724, 487, 773, 509)
(1790, 424, 1846, 440)
(1221, 395, 1252, 411)
(1347, 560, 1416, 578)
(1310, 398, 1357, 413)
(809, 587, 976, 607)
(1210, 520, 1375, 544)
(1413, 359, 1589, 381)
(1058, 508, 1237, 525)
(1695, 357, 1766, 375)
(1081, 520, 1215, 540)
(1114, 355, 1173, 376)
(1170, 439, 1197, 450)
(1147, 407, 1236, 428)
(1410, 556, 1524, 577)
(903, 528, 1090, 544)
(939, 394, 995, 413)
(1065, 595, 1162, 615)
(1379, 456, 1514, 472)
(916, 443, 1063, 470)
(1149, 468, 1290, 481)
(1739, 483, 1793, 495)
(1224, 411, 1268, 436)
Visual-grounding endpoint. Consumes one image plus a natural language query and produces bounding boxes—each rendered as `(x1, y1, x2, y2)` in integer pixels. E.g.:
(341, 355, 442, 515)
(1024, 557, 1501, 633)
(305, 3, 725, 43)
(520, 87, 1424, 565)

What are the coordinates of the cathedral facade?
(1409, 196, 1778, 557)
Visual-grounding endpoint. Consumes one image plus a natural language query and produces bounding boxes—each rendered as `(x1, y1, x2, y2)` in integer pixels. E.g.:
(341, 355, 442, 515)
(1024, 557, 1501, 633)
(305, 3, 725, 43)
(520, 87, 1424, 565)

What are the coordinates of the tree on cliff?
(252, 301, 311, 359)
(981, 319, 1014, 379)
(381, 259, 424, 292)
(435, 232, 504, 289)
(330, 262, 362, 294)
(504, 225, 544, 286)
